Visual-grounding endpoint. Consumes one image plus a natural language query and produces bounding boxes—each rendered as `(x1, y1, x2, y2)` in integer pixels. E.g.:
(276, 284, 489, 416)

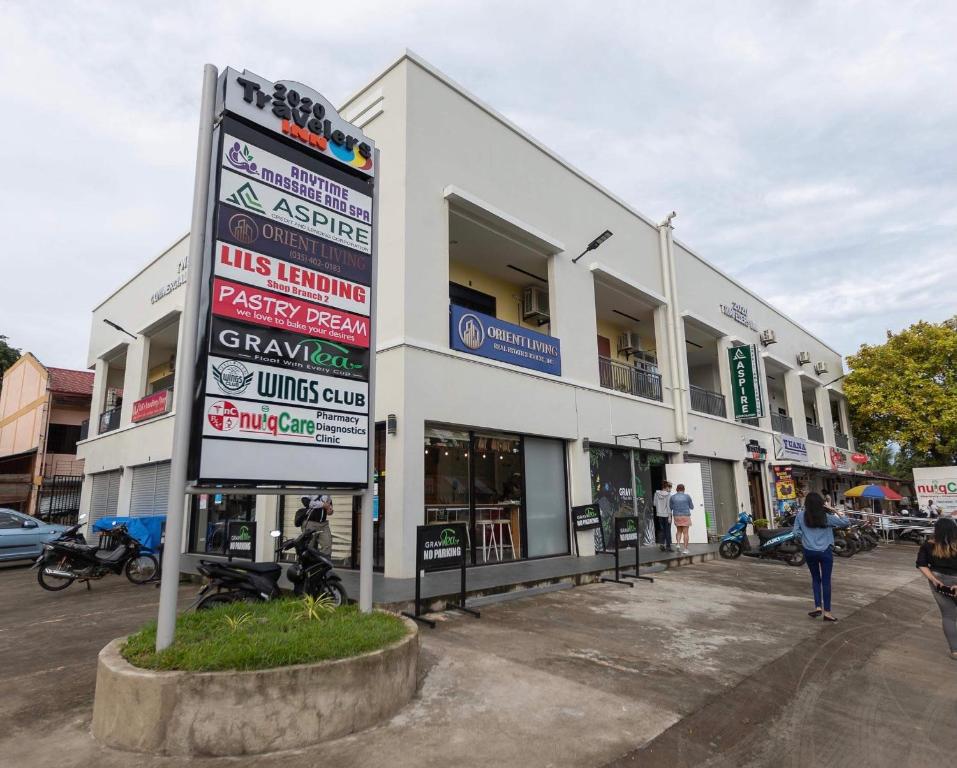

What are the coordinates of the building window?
(449, 282, 496, 316)
(188, 493, 256, 557)
(46, 424, 81, 454)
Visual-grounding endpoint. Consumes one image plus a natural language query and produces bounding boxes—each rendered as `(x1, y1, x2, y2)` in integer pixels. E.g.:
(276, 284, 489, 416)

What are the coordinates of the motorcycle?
(281, 530, 348, 606)
(194, 530, 348, 610)
(719, 511, 805, 566)
(35, 518, 158, 591)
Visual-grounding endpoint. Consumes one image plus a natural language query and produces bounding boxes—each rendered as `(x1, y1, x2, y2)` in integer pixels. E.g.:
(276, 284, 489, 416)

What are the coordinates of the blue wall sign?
(449, 305, 561, 376)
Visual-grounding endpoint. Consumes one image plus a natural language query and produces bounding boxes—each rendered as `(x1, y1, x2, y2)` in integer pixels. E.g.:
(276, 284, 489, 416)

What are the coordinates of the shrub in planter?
(753, 518, 770, 529)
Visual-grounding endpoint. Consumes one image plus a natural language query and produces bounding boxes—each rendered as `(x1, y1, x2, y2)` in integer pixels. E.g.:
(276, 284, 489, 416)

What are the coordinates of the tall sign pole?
(156, 66, 378, 650)
(156, 63, 219, 651)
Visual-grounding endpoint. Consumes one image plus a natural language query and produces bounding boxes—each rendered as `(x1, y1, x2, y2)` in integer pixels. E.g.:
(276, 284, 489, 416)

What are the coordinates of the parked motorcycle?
(719, 511, 805, 566)
(35, 519, 158, 591)
(281, 530, 348, 606)
(194, 530, 348, 610)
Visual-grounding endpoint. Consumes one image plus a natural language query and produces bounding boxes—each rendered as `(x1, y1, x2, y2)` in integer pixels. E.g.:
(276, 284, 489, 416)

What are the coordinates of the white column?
(838, 397, 852, 445)
(120, 335, 150, 426)
(784, 371, 808, 438)
(653, 305, 674, 396)
(815, 386, 836, 447)
(116, 466, 133, 517)
(568, 438, 596, 556)
(384, 408, 421, 579)
(716, 336, 735, 421)
(89, 358, 109, 433)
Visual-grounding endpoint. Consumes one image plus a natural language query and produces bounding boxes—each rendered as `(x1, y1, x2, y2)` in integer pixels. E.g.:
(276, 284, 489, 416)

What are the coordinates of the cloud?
(0, 0, 954, 368)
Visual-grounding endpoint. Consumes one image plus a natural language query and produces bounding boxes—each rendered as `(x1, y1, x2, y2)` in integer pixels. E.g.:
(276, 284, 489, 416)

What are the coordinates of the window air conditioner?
(760, 329, 777, 346)
(797, 351, 812, 365)
(814, 361, 828, 375)
(617, 331, 639, 356)
(522, 286, 550, 324)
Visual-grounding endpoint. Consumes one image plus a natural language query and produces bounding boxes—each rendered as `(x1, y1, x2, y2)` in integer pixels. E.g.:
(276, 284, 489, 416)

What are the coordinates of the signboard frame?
(186, 85, 377, 491)
(401, 523, 481, 629)
(571, 503, 603, 556)
(599, 515, 654, 587)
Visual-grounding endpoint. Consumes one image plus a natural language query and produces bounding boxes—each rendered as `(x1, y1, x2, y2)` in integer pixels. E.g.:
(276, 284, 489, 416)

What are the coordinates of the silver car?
(0, 508, 70, 562)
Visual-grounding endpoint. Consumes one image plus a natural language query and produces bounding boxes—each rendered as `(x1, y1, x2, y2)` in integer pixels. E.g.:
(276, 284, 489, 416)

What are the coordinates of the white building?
(77, 52, 858, 579)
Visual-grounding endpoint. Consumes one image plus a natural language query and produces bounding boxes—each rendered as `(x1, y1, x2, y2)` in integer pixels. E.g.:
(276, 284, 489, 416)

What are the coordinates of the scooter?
(34, 516, 158, 591)
(280, 530, 348, 606)
(719, 511, 805, 566)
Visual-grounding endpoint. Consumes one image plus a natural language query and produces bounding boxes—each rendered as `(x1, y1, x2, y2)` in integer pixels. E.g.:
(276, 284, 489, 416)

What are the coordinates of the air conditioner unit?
(522, 286, 549, 324)
(617, 331, 639, 355)
(797, 351, 812, 365)
(814, 361, 829, 375)
(760, 329, 777, 346)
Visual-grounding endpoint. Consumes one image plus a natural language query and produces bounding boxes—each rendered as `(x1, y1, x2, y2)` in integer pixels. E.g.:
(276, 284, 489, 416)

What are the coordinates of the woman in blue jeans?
(792, 492, 850, 622)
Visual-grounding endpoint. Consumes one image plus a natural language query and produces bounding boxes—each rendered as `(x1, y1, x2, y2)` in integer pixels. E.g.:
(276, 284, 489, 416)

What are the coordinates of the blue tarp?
(92, 515, 166, 554)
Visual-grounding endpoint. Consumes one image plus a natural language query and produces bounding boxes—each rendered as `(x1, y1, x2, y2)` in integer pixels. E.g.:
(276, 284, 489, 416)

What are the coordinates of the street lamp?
(571, 230, 613, 263)
(102, 319, 137, 340)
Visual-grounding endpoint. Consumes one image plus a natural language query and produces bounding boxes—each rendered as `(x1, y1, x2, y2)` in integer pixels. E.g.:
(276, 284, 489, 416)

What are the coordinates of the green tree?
(844, 318, 957, 469)
(0, 334, 21, 384)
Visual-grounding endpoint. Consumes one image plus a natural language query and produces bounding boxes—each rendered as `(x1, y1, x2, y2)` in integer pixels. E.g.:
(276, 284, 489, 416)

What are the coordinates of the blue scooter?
(719, 511, 805, 566)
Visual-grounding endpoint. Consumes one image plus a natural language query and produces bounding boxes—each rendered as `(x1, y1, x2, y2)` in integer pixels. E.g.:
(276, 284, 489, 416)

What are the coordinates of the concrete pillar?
(568, 438, 596, 556)
(116, 466, 133, 517)
(815, 386, 836, 447)
(653, 305, 673, 396)
(716, 336, 734, 419)
(255, 496, 279, 561)
(783, 370, 808, 438)
(120, 335, 150, 426)
(89, 358, 109, 433)
(384, 405, 422, 579)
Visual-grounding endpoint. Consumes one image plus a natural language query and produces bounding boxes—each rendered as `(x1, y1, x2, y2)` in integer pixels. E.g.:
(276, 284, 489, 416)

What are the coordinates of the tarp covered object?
(92, 515, 165, 554)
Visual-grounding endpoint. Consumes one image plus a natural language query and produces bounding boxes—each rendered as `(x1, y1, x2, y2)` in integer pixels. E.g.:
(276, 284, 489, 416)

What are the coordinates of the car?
(0, 508, 70, 562)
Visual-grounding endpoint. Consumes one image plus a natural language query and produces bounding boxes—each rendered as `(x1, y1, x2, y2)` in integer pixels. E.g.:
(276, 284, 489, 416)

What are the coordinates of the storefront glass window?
(424, 426, 471, 534)
(472, 432, 523, 563)
(189, 493, 256, 557)
(589, 447, 634, 551)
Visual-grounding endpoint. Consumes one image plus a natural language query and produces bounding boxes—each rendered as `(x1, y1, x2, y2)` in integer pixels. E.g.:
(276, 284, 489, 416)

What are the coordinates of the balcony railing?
(98, 406, 122, 435)
(739, 416, 760, 426)
(689, 385, 727, 418)
(771, 413, 794, 434)
(79, 420, 89, 441)
(598, 356, 663, 401)
(806, 423, 824, 443)
(834, 431, 849, 450)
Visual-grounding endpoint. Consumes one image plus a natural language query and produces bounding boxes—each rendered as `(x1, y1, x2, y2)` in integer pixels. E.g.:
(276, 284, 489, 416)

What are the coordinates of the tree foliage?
(845, 318, 957, 469)
(0, 334, 21, 383)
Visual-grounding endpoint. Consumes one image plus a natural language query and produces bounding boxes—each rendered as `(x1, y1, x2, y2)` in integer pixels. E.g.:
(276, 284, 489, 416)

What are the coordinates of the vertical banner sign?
(727, 344, 764, 421)
(187, 68, 376, 488)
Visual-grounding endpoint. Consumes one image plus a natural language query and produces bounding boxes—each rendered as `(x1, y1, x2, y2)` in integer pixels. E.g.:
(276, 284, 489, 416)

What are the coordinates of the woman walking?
(916, 518, 957, 660)
(792, 491, 850, 622)
(669, 484, 694, 554)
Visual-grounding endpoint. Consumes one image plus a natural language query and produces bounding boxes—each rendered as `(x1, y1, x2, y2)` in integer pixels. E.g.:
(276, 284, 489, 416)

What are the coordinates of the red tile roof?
(47, 368, 94, 396)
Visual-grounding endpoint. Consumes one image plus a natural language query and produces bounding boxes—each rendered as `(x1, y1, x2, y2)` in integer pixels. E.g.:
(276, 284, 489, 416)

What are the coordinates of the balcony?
(834, 431, 849, 450)
(98, 406, 121, 435)
(771, 413, 794, 434)
(689, 385, 727, 418)
(598, 356, 663, 401)
(806, 423, 824, 443)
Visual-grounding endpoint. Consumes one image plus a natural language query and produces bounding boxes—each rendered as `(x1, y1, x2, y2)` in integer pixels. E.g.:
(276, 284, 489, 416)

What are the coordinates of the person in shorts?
(669, 484, 694, 554)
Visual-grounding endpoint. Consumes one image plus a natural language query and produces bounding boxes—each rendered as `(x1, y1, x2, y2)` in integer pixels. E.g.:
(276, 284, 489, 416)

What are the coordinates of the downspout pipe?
(657, 213, 689, 449)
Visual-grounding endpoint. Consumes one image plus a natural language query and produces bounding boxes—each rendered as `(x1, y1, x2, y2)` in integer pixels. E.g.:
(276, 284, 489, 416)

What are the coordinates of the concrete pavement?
(1, 544, 953, 767)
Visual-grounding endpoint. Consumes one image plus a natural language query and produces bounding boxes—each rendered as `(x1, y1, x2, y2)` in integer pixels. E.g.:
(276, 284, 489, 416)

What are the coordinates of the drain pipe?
(657, 212, 689, 454)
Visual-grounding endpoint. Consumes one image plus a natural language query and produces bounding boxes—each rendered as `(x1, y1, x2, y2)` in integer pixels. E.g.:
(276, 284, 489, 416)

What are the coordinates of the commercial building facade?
(0, 353, 92, 519)
(77, 53, 857, 579)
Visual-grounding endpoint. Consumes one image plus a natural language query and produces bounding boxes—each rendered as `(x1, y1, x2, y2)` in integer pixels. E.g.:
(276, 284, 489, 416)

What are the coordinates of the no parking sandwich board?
(600, 516, 654, 588)
(402, 524, 481, 629)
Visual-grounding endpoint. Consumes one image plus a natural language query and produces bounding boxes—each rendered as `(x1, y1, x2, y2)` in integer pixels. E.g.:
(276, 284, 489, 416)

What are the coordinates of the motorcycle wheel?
(125, 554, 159, 584)
(195, 591, 244, 610)
(787, 550, 806, 567)
(719, 541, 742, 559)
(37, 561, 75, 591)
(833, 540, 852, 558)
(310, 579, 348, 606)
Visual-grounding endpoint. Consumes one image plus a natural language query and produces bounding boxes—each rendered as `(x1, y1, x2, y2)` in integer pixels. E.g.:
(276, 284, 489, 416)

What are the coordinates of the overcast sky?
(1, 0, 954, 369)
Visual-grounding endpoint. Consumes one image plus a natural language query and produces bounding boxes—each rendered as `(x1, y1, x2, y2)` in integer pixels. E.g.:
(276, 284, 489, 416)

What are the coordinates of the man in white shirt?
(653, 481, 674, 553)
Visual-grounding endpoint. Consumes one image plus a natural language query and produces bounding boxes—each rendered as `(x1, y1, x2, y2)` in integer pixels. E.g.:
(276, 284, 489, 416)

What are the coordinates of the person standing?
(653, 481, 674, 552)
(793, 491, 851, 622)
(296, 495, 334, 557)
(669, 484, 694, 554)
(926, 499, 940, 518)
(916, 518, 957, 660)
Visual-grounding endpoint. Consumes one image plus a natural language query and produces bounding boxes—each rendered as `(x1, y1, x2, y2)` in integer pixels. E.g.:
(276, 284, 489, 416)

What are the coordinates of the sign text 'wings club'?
(188, 68, 376, 488)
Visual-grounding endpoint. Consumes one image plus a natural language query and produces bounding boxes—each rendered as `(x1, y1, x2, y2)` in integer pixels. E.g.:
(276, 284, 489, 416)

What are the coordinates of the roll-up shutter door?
(686, 456, 717, 537)
(90, 470, 121, 522)
(130, 461, 171, 517)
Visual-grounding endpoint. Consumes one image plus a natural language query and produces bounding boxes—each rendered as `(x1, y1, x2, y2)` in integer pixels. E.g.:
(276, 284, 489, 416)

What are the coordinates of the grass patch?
(122, 599, 408, 672)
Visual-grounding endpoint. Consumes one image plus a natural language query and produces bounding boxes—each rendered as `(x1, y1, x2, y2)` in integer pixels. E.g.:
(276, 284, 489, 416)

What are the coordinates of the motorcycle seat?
(757, 527, 792, 542)
(224, 561, 282, 577)
(59, 541, 98, 553)
(94, 547, 127, 563)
